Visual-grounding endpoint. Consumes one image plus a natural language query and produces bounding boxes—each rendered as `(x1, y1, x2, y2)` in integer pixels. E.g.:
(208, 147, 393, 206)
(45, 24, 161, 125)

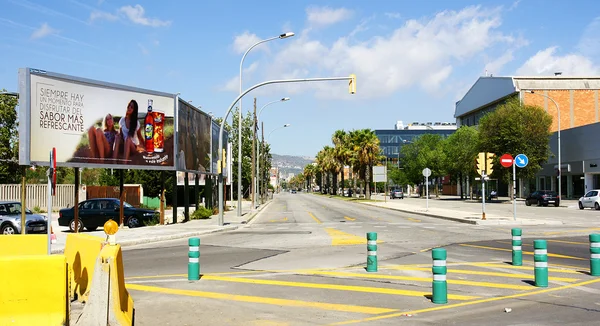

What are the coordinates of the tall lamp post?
(256, 98, 290, 207)
(267, 124, 291, 194)
(238, 32, 294, 216)
(526, 90, 561, 202)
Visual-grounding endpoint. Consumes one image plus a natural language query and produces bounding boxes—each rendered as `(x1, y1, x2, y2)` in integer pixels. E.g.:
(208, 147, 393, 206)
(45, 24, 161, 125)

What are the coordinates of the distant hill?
(271, 154, 315, 176)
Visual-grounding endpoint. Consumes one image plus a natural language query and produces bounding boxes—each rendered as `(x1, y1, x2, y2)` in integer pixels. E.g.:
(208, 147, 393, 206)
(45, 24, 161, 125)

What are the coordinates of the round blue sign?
(515, 154, 528, 168)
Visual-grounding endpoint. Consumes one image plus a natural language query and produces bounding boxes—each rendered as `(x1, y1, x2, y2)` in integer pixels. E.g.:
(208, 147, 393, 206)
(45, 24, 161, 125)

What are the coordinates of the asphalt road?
(122, 192, 600, 325)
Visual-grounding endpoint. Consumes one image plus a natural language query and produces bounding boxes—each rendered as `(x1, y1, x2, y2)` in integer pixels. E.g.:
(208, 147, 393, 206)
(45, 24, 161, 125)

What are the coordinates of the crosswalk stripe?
(200, 275, 478, 300)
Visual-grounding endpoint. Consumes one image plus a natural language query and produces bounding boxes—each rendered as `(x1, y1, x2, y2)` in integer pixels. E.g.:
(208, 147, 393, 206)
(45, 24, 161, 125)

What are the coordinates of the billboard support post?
(20, 166, 26, 234)
(218, 76, 355, 226)
(195, 174, 199, 210)
(172, 172, 178, 224)
(160, 171, 165, 225)
(119, 169, 124, 227)
(184, 172, 190, 222)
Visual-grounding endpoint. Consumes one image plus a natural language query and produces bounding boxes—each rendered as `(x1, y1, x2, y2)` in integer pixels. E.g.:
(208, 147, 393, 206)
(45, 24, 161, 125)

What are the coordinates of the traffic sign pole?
(482, 171, 486, 220)
(513, 158, 517, 221)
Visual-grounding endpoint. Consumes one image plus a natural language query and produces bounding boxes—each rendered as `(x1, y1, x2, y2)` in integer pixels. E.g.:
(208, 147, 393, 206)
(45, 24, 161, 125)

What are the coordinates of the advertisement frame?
(18, 67, 178, 170)
(176, 98, 215, 175)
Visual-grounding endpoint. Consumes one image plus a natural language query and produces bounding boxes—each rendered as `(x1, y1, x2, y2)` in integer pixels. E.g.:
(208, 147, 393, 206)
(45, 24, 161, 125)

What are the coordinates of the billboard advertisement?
(176, 99, 211, 173)
(18, 68, 177, 170)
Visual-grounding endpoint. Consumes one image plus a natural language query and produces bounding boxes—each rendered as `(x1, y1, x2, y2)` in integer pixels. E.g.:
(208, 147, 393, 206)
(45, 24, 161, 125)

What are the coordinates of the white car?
(579, 190, 600, 210)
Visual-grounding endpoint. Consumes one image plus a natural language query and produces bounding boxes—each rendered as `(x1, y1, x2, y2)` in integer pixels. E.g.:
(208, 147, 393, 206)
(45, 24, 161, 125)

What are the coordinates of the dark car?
(58, 198, 158, 232)
(390, 189, 404, 199)
(525, 190, 560, 207)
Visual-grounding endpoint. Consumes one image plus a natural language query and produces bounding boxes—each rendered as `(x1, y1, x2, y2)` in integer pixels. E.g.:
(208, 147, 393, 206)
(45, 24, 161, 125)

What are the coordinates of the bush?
(144, 214, 160, 226)
(33, 206, 42, 213)
(191, 206, 213, 220)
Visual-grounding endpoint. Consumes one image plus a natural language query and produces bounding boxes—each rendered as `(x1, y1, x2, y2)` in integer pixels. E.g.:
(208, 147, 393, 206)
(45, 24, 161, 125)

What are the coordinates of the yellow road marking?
(547, 239, 589, 246)
(473, 263, 582, 274)
(295, 270, 532, 290)
(269, 217, 288, 223)
(379, 261, 502, 269)
(523, 261, 585, 271)
(369, 216, 388, 222)
(125, 271, 265, 280)
(126, 284, 397, 315)
(199, 275, 478, 300)
(384, 266, 578, 282)
(408, 218, 421, 223)
(324, 228, 373, 246)
(459, 244, 587, 261)
(344, 216, 356, 221)
(331, 277, 600, 325)
(542, 228, 600, 236)
(308, 211, 322, 224)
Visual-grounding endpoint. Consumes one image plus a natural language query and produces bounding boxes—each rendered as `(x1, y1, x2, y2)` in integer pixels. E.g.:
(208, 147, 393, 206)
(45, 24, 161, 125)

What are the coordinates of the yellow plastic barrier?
(0, 254, 68, 325)
(0, 234, 47, 256)
(64, 233, 105, 302)
(102, 244, 134, 325)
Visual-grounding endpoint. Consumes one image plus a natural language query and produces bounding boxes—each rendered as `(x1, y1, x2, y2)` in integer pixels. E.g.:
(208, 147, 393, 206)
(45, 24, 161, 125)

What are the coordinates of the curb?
(364, 204, 478, 225)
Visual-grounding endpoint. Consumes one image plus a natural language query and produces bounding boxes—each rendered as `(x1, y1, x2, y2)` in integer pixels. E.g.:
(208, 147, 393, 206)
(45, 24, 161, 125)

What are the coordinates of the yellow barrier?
(64, 233, 105, 302)
(102, 244, 134, 325)
(0, 234, 47, 256)
(0, 254, 68, 325)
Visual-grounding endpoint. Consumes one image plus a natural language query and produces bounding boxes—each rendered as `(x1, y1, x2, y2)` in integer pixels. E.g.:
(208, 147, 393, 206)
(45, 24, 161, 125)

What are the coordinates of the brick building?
(455, 75, 600, 199)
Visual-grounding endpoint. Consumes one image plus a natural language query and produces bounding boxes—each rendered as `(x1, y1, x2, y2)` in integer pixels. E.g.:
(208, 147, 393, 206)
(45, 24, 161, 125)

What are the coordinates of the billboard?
(18, 68, 177, 170)
(176, 99, 211, 173)
(211, 120, 229, 174)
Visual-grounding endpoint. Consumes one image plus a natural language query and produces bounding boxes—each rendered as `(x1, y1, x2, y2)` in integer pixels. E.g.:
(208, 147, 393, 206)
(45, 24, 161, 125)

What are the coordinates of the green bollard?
(188, 237, 200, 281)
(512, 228, 522, 266)
(590, 234, 600, 276)
(366, 232, 378, 272)
(533, 239, 548, 287)
(431, 248, 447, 304)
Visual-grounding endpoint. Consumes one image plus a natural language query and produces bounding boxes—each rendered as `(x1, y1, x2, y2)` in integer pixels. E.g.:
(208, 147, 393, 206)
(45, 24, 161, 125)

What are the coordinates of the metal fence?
(0, 184, 85, 210)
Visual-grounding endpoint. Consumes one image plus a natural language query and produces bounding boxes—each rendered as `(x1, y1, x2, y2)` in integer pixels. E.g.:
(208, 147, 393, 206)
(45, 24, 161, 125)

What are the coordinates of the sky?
(1, 0, 600, 158)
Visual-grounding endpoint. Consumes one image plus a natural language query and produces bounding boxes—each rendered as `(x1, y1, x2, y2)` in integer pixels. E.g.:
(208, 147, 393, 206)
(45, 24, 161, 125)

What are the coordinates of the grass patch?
(143, 214, 160, 226)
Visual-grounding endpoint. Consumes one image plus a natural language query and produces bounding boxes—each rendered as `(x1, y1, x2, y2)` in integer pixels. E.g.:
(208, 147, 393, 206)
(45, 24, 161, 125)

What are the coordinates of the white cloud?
(306, 6, 353, 27)
(508, 0, 521, 11)
(232, 31, 263, 54)
(138, 43, 149, 55)
(220, 62, 260, 92)
(578, 16, 600, 57)
(31, 22, 57, 40)
(484, 50, 515, 75)
(257, 5, 515, 99)
(516, 47, 599, 76)
(118, 5, 170, 27)
(384, 12, 402, 19)
(89, 10, 117, 22)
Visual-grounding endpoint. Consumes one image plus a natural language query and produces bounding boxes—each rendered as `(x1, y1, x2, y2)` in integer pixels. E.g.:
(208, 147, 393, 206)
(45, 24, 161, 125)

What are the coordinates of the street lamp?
(526, 90, 561, 202)
(255, 98, 290, 207)
(238, 32, 294, 216)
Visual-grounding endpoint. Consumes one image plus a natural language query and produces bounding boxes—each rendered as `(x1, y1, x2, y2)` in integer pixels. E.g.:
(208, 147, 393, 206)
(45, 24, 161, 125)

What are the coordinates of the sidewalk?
(358, 194, 568, 226)
(48, 199, 267, 254)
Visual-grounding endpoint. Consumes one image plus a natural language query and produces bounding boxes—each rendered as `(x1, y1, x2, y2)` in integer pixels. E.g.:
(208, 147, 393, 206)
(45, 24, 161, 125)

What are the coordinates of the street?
(122, 193, 600, 325)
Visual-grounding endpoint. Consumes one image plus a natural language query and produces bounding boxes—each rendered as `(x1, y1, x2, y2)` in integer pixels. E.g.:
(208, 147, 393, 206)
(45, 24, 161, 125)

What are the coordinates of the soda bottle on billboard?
(153, 111, 164, 153)
(145, 99, 154, 153)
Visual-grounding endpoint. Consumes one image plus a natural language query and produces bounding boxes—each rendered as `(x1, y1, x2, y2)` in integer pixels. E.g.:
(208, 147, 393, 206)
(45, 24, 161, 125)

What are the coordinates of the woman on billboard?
(87, 114, 117, 160)
(113, 100, 144, 162)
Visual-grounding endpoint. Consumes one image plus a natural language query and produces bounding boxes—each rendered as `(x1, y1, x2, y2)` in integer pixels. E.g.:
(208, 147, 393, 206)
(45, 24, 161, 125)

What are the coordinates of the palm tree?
(303, 164, 316, 191)
(332, 130, 351, 195)
(349, 129, 381, 200)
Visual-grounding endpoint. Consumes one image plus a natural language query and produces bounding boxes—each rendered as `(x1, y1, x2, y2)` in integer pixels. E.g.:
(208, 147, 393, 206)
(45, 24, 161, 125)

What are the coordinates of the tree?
(0, 91, 20, 183)
(443, 126, 480, 198)
(400, 134, 446, 196)
(478, 97, 552, 181)
(349, 129, 381, 200)
(332, 130, 351, 193)
(228, 108, 254, 199)
(303, 164, 316, 191)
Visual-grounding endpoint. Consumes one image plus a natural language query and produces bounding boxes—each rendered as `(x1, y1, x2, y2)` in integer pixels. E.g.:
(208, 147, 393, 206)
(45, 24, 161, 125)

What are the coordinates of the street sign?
(422, 168, 431, 177)
(515, 154, 528, 168)
(500, 153, 513, 168)
(373, 166, 387, 183)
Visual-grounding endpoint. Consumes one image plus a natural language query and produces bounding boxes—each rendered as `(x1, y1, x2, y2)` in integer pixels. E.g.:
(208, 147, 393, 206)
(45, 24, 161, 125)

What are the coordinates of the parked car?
(0, 201, 48, 235)
(579, 190, 600, 210)
(525, 190, 560, 207)
(390, 189, 404, 199)
(58, 198, 158, 232)
(291, 189, 297, 194)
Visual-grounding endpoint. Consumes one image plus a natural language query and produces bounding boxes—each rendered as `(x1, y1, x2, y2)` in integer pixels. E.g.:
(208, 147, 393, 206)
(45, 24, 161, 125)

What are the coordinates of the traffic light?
(486, 152, 495, 176)
(349, 74, 356, 94)
(476, 152, 485, 175)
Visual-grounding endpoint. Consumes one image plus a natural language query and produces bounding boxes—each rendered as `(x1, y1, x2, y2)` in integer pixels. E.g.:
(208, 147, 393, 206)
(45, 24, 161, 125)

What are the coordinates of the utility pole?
(251, 98, 257, 209)
(261, 121, 265, 203)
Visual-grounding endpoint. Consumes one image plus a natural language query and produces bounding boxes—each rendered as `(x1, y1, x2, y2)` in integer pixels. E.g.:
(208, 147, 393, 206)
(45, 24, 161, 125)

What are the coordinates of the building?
(455, 75, 600, 199)
(376, 120, 457, 165)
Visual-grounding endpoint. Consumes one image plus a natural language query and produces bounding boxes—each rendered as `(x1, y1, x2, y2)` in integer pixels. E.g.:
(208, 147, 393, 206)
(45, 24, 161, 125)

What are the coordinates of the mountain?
(271, 154, 315, 176)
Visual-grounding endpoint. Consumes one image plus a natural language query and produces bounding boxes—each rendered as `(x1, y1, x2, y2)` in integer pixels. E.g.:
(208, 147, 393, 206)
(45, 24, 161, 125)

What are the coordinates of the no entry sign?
(500, 153, 513, 168)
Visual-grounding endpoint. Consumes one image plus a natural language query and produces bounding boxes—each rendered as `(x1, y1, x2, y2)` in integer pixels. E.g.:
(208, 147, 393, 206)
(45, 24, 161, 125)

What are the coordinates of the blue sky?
(2, 0, 600, 158)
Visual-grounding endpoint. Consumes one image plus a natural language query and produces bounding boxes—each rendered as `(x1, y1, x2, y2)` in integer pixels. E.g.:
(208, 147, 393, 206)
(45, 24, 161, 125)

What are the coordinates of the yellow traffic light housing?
(349, 74, 356, 94)
(486, 152, 495, 176)
(476, 152, 485, 175)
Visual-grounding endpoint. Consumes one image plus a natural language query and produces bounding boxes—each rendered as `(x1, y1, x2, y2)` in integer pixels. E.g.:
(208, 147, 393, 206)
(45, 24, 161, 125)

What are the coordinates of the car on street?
(0, 201, 48, 235)
(390, 189, 404, 199)
(291, 189, 297, 194)
(58, 198, 159, 232)
(579, 189, 600, 210)
(525, 190, 560, 207)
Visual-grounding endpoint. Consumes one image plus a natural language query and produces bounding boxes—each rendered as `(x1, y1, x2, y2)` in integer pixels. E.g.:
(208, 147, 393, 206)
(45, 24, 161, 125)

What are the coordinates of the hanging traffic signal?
(349, 74, 356, 94)
(486, 152, 495, 176)
(476, 152, 485, 175)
